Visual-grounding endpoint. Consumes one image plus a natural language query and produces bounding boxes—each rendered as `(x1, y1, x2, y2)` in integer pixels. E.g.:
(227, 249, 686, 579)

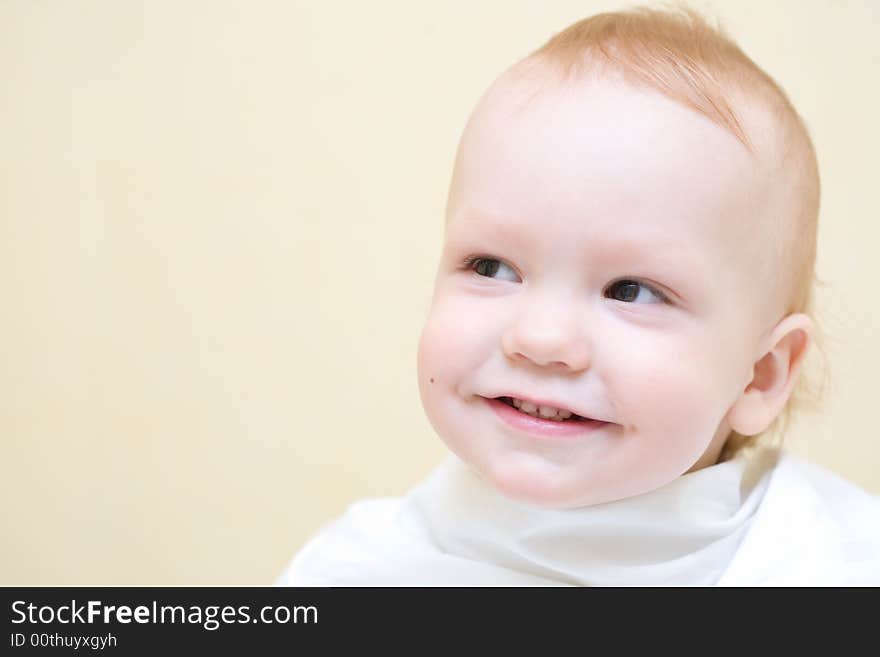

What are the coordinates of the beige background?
(1, 0, 877, 584)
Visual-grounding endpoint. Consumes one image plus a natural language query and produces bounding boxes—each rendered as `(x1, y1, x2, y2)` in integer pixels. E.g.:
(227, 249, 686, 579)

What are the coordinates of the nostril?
(502, 326, 591, 373)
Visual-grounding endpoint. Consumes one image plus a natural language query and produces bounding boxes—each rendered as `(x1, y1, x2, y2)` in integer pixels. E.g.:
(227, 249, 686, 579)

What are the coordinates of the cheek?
(416, 293, 502, 382)
(417, 293, 506, 444)
(417, 309, 470, 451)
(417, 300, 476, 414)
(417, 318, 457, 398)
(605, 331, 736, 436)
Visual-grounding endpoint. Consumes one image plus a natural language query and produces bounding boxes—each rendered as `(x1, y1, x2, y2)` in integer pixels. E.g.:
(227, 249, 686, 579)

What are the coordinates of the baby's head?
(417, 7, 821, 508)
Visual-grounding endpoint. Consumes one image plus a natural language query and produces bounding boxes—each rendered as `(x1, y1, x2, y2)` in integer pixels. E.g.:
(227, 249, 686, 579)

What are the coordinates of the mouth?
(485, 396, 610, 438)
(494, 396, 587, 422)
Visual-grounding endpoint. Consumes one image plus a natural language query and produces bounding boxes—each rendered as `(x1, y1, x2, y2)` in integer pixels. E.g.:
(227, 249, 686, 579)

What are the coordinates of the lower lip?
(486, 397, 611, 438)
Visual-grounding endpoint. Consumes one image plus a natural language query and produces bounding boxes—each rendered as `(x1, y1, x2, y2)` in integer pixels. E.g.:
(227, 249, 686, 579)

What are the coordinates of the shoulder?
(726, 451, 880, 585)
(775, 452, 879, 524)
(274, 497, 412, 586)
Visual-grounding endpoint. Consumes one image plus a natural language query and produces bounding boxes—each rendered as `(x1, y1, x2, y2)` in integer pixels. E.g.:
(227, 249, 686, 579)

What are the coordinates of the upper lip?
(486, 393, 610, 423)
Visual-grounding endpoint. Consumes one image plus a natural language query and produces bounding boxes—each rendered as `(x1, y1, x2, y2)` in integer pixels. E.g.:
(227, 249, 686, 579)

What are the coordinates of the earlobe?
(727, 313, 813, 436)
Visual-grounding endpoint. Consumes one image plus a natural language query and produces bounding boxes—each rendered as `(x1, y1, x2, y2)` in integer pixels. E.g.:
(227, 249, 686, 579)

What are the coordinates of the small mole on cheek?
(430, 378, 434, 384)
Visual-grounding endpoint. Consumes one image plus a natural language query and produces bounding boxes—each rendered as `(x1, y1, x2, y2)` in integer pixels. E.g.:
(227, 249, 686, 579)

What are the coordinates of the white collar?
(279, 447, 878, 585)
(406, 450, 777, 586)
(718, 453, 851, 585)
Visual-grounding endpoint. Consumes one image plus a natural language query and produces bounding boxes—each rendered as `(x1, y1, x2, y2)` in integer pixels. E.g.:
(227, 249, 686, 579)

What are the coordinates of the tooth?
(538, 405, 558, 418)
(512, 398, 522, 408)
(520, 401, 537, 413)
(558, 410, 572, 419)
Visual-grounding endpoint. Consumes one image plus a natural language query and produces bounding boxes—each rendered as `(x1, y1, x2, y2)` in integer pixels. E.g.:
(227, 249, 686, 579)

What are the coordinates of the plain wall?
(1, 0, 877, 584)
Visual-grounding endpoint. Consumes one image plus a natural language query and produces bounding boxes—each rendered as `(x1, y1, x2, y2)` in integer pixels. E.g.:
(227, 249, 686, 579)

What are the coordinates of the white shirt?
(276, 449, 880, 586)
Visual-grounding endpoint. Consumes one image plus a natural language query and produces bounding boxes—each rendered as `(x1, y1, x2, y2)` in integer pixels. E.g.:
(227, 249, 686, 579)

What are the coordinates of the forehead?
(447, 72, 766, 256)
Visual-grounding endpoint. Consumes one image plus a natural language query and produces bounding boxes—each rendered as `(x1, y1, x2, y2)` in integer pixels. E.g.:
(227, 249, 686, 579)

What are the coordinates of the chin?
(471, 454, 598, 509)
(480, 453, 686, 509)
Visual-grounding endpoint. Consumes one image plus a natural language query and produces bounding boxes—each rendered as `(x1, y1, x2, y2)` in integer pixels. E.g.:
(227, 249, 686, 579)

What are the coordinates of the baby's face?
(418, 70, 777, 507)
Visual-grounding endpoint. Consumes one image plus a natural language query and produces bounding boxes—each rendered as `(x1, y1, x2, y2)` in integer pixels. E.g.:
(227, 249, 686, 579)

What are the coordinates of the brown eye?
(606, 279, 667, 304)
(474, 259, 501, 277)
(607, 280, 639, 302)
(467, 257, 520, 282)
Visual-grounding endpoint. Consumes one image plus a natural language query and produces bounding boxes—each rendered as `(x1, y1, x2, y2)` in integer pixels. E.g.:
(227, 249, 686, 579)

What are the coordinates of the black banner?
(0, 586, 855, 652)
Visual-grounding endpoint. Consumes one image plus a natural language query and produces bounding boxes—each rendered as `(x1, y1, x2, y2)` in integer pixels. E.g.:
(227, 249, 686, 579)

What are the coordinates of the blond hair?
(523, 5, 826, 459)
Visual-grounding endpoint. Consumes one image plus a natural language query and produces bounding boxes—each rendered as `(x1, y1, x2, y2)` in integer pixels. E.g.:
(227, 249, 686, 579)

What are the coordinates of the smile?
(497, 396, 582, 421)
(485, 397, 611, 438)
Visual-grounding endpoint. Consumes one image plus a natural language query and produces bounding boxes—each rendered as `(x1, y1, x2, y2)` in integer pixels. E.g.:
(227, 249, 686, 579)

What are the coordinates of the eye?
(605, 279, 668, 304)
(464, 256, 520, 282)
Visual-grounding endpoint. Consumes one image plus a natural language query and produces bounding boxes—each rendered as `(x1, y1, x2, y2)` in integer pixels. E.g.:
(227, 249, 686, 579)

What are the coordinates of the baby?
(278, 7, 879, 585)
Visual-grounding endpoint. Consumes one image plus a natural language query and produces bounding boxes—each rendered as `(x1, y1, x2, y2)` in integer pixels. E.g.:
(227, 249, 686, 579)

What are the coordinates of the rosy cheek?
(417, 305, 470, 396)
(416, 312, 475, 448)
(419, 319, 459, 371)
(419, 291, 493, 364)
(607, 337, 723, 427)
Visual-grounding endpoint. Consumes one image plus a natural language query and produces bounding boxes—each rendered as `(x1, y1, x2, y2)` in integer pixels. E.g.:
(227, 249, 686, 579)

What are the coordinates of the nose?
(501, 292, 591, 373)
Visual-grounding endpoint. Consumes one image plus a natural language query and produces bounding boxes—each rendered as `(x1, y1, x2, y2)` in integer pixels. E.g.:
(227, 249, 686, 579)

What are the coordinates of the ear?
(727, 313, 813, 437)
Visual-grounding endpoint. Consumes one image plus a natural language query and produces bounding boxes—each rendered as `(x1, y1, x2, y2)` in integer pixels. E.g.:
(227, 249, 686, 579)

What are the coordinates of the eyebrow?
(442, 217, 537, 268)
(445, 210, 529, 245)
(596, 237, 703, 270)
(449, 209, 703, 267)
